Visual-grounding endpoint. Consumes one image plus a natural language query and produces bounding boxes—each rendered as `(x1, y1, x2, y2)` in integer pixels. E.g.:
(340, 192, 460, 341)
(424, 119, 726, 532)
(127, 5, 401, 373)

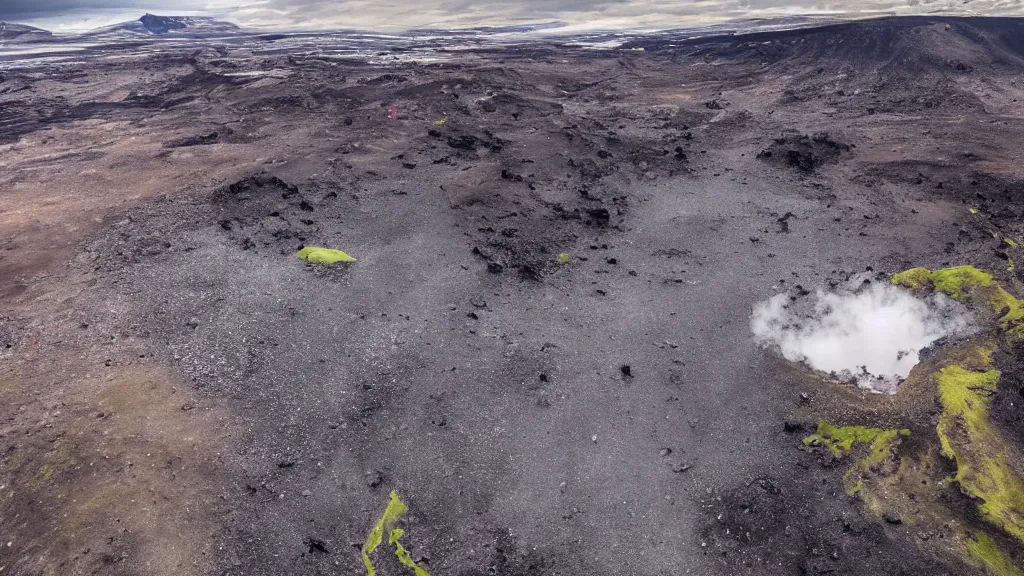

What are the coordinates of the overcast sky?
(1, 0, 1021, 32)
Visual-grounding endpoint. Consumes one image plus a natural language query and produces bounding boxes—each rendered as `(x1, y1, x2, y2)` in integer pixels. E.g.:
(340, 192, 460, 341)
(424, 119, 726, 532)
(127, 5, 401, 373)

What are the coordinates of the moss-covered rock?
(965, 531, 1024, 576)
(787, 266, 1024, 571)
(936, 365, 1024, 543)
(297, 246, 357, 264)
(890, 267, 932, 291)
(891, 265, 1024, 330)
(803, 421, 909, 496)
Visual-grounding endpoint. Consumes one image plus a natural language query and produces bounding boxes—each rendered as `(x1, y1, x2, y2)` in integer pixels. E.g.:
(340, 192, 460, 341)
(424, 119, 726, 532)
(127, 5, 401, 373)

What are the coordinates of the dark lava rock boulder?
(757, 131, 852, 174)
(213, 175, 323, 253)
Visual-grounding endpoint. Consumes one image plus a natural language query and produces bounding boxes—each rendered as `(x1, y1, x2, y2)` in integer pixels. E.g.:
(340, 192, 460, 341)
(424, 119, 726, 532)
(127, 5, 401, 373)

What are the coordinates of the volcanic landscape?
(2, 14, 1024, 576)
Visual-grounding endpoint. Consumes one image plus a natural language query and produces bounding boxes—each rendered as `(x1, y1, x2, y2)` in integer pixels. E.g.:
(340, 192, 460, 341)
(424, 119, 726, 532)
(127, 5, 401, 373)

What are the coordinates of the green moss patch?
(1009, 325, 1024, 345)
(936, 365, 1024, 543)
(362, 491, 432, 576)
(297, 246, 357, 264)
(965, 531, 1024, 576)
(891, 267, 932, 291)
(390, 528, 431, 576)
(891, 265, 1024, 330)
(804, 421, 910, 496)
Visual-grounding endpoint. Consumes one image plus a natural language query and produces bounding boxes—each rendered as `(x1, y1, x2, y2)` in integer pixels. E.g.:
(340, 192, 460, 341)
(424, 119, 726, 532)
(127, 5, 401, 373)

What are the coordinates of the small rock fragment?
(366, 470, 385, 488)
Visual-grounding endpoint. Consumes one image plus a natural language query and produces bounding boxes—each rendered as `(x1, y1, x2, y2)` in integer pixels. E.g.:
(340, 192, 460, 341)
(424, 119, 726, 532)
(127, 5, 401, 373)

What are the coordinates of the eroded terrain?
(2, 16, 1024, 576)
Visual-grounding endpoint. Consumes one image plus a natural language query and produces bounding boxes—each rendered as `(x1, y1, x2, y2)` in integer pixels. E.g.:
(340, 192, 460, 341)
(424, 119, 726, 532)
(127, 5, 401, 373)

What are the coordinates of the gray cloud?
(0, 1, 184, 19)
(1, 0, 1021, 31)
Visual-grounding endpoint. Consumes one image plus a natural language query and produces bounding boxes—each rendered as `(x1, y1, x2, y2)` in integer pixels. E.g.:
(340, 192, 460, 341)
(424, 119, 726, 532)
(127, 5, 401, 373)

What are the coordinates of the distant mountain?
(87, 13, 240, 36)
(406, 22, 566, 36)
(0, 22, 53, 42)
(140, 14, 239, 34)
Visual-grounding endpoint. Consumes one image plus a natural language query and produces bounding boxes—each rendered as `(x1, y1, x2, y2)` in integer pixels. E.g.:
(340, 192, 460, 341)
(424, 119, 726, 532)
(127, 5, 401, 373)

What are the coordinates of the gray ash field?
(2, 15, 1024, 576)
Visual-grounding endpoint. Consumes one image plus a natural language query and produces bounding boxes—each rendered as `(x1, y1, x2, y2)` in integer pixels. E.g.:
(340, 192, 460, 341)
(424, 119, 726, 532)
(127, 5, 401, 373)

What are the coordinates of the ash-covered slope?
(0, 22, 52, 42)
(624, 16, 1024, 115)
(628, 16, 1024, 68)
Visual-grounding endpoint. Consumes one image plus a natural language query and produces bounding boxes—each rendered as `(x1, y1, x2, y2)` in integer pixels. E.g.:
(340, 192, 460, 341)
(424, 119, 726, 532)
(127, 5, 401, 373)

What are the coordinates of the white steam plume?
(751, 279, 973, 393)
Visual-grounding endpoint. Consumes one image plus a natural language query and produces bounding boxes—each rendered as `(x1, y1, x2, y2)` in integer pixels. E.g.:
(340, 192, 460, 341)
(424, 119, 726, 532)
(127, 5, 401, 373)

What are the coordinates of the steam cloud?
(751, 279, 973, 393)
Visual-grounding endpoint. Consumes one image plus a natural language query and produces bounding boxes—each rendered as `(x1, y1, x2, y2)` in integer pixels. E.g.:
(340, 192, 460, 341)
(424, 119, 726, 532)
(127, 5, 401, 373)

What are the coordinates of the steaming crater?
(751, 276, 975, 393)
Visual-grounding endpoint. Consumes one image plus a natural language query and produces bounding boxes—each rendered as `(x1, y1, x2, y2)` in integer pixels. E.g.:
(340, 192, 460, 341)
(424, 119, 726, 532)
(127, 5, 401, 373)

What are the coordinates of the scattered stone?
(783, 420, 807, 433)
(777, 212, 795, 233)
(366, 470, 385, 488)
(587, 208, 611, 225)
(305, 537, 329, 553)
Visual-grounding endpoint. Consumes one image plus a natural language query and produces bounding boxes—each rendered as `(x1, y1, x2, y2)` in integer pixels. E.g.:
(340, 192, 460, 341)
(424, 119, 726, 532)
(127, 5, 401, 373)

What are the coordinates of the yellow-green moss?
(390, 529, 431, 576)
(1003, 237, 1018, 249)
(965, 531, 1024, 576)
(804, 421, 910, 496)
(363, 491, 408, 576)
(891, 267, 932, 290)
(936, 366, 1024, 543)
(558, 252, 571, 263)
(891, 266, 1024, 329)
(362, 491, 431, 576)
(804, 421, 898, 456)
(961, 342, 997, 371)
(297, 246, 357, 264)
(930, 266, 995, 300)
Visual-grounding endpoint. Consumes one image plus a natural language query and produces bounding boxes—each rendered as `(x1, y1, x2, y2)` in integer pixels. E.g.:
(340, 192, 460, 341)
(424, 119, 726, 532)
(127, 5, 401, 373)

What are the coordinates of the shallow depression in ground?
(751, 279, 975, 391)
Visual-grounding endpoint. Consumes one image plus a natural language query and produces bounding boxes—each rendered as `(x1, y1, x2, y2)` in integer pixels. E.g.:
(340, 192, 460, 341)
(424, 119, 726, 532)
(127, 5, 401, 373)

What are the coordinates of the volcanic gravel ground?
(1, 15, 1024, 576)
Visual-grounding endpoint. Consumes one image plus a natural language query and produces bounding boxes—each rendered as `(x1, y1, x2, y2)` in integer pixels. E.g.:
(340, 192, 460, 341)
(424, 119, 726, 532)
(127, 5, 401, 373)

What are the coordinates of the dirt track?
(2, 16, 1024, 576)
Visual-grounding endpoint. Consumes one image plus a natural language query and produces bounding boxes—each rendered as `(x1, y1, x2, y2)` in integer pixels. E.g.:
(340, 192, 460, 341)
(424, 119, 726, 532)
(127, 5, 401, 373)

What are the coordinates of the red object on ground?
(387, 106, 398, 119)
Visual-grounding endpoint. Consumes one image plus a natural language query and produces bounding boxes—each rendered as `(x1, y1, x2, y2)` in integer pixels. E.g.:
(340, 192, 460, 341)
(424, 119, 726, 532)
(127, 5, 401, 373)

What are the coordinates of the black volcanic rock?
(139, 14, 239, 34)
(140, 14, 190, 34)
